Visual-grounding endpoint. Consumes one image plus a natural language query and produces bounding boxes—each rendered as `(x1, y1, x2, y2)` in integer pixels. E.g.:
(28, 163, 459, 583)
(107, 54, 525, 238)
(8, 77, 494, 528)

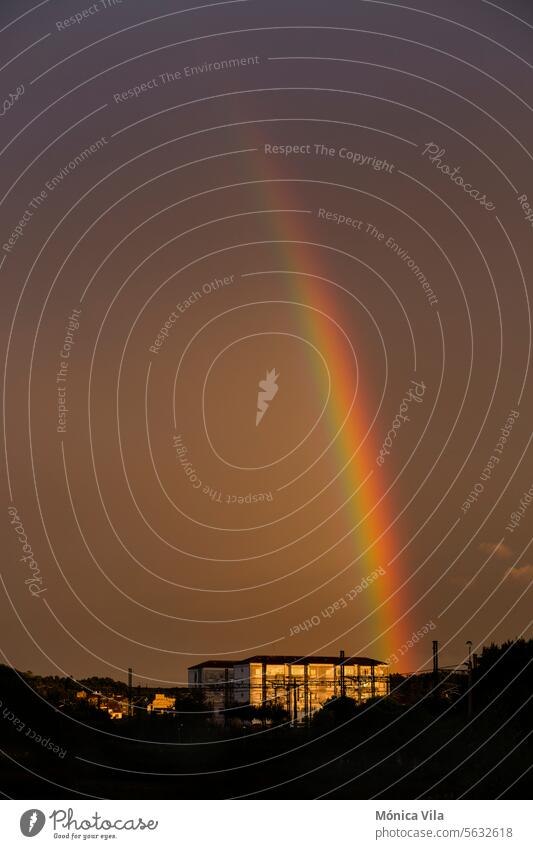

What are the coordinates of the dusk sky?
(2, 0, 533, 687)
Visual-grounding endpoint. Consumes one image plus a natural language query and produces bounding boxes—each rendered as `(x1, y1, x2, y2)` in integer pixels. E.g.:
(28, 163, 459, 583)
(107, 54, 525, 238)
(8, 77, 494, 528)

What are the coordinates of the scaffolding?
(242, 660, 389, 722)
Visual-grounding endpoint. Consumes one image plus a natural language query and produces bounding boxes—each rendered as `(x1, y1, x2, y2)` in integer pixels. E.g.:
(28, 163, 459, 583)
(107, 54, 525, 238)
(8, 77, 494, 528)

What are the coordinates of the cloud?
(478, 542, 533, 580)
(451, 542, 533, 585)
(479, 541, 513, 560)
(506, 563, 533, 581)
(449, 574, 469, 588)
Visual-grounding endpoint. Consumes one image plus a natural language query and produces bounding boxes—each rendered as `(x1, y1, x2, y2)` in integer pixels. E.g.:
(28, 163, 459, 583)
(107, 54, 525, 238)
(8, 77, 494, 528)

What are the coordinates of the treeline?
(0, 640, 531, 798)
(473, 638, 533, 727)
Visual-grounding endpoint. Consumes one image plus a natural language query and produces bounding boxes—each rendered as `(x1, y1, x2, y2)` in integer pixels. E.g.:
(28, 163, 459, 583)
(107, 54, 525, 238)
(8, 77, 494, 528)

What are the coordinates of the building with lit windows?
(147, 693, 176, 714)
(188, 654, 389, 720)
(187, 660, 235, 711)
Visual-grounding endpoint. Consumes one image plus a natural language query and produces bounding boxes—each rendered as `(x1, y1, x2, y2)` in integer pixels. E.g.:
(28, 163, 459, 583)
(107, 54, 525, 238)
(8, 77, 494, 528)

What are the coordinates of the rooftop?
(189, 654, 387, 670)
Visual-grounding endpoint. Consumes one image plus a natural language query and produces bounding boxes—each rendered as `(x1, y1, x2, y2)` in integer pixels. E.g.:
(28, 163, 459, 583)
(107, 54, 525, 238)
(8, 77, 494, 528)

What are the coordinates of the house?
(147, 693, 176, 714)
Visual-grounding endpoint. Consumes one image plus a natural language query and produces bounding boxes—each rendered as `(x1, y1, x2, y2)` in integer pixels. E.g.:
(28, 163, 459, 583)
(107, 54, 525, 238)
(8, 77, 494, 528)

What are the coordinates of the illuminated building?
(188, 654, 389, 721)
(147, 693, 177, 714)
(187, 660, 235, 711)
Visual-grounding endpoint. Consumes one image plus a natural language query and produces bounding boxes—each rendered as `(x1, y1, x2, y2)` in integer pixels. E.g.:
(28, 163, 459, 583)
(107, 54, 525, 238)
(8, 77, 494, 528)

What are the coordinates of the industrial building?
(187, 660, 235, 711)
(188, 653, 389, 721)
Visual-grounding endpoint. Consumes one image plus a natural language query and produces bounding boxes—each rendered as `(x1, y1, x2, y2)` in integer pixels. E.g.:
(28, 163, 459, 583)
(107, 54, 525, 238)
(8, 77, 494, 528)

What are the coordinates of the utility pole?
(128, 667, 133, 718)
(466, 641, 473, 720)
(432, 640, 439, 692)
(340, 649, 346, 699)
(304, 664, 309, 725)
